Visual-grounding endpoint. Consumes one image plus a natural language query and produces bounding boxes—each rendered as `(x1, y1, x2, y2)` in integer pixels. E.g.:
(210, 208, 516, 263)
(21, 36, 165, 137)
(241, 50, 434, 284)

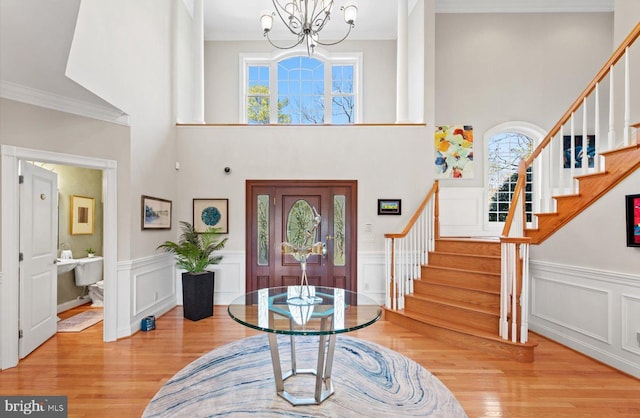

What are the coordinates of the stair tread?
(389, 308, 536, 347)
(415, 278, 500, 296)
(431, 250, 500, 259)
(406, 293, 499, 316)
(422, 264, 500, 277)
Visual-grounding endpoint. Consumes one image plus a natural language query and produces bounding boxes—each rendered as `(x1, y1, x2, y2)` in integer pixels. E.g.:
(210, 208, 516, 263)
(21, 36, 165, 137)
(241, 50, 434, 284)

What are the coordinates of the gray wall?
(434, 12, 614, 188)
(0, 98, 132, 267)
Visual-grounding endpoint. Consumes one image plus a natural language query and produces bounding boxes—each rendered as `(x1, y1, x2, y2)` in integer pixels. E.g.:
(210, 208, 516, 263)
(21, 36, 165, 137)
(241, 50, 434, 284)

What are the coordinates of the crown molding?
(435, 0, 614, 14)
(0, 80, 130, 126)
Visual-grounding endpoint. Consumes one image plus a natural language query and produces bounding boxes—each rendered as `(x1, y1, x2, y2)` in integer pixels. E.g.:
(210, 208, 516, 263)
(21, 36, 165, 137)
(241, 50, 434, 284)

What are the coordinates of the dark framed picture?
(193, 198, 229, 234)
(70, 195, 95, 235)
(141, 195, 172, 230)
(625, 193, 640, 247)
(563, 135, 595, 168)
(378, 199, 401, 215)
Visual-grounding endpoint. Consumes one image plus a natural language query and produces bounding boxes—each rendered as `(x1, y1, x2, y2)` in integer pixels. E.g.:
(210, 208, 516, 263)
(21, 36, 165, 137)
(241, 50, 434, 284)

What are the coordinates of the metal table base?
(267, 329, 337, 406)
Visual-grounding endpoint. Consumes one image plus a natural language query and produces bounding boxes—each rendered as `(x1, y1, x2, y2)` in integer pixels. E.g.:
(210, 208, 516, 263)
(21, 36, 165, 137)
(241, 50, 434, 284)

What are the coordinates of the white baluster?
(570, 113, 576, 193)
(595, 83, 601, 171)
(608, 65, 615, 150)
(582, 98, 588, 174)
(558, 126, 565, 195)
(624, 47, 630, 146)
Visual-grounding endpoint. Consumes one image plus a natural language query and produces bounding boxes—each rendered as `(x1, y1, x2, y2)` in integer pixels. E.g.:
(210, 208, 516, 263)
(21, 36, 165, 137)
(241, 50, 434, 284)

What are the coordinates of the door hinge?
(19, 252, 23, 262)
(19, 175, 24, 184)
(18, 329, 23, 339)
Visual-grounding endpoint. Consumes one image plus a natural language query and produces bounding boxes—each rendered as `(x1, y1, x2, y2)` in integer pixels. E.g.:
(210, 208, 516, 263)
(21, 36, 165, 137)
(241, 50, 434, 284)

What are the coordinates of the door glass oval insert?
(287, 200, 316, 248)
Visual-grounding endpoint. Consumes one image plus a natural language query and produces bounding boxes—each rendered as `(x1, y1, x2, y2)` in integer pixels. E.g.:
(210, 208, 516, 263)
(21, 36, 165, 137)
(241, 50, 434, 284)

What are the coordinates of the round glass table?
(228, 286, 382, 406)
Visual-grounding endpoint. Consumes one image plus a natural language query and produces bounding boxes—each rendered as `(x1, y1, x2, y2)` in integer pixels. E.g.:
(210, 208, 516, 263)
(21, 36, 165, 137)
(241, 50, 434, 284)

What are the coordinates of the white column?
(194, 0, 205, 123)
(396, 0, 409, 123)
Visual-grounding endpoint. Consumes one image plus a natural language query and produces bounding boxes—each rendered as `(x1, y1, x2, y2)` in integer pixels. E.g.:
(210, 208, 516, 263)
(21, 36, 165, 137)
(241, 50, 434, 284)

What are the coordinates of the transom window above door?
(242, 50, 362, 125)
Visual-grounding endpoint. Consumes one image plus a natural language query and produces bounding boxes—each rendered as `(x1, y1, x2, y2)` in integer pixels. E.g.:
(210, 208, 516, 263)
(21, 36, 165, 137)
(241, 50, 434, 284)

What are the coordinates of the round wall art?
(193, 198, 228, 233)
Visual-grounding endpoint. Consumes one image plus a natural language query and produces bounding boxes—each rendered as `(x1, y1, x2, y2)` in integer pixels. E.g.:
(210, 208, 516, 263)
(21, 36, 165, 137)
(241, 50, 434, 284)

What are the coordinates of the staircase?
(527, 141, 640, 243)
(384, 23, 640, 364)
(385, 237, 537, 362)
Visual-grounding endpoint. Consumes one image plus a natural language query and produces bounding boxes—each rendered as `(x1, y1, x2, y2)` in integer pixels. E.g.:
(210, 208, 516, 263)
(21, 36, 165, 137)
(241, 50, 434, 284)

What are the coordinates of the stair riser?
(428, 252, 501, 273)
(405, 296, 499, 334)
(435, 240, 501, 256)
(413, 281, 500, 311)
(384, 309, 535, 362)
(421, 266, 500, 293)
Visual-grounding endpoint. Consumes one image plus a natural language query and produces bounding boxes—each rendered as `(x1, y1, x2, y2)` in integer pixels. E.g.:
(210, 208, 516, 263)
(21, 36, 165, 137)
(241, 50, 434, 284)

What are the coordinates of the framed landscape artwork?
(626, 194, 640, 247)
(378, 199, 401, 215)
(193, 198, 229, 234)
(142, 195, 172, 230)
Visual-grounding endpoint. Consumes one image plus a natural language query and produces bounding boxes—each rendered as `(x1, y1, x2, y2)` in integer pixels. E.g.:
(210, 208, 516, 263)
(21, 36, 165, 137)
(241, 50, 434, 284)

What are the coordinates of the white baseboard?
(57, 296, 91, 313)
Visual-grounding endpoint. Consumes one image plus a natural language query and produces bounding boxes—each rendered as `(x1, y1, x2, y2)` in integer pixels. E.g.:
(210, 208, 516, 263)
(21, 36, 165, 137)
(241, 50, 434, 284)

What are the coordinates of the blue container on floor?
(141, 315, 156, 331)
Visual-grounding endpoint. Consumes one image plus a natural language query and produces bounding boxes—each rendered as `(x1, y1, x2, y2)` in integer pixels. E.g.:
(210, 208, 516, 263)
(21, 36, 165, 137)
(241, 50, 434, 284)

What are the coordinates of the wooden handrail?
(502, 22, 640, 238)
(526, 22, 640, 165)
(384, 180, 439, 239)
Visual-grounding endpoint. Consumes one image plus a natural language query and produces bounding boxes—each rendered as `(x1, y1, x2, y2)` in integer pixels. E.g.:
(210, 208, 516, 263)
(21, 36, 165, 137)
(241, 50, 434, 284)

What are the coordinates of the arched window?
(242, 49, 361, 124)
(484, 122, 545, 228)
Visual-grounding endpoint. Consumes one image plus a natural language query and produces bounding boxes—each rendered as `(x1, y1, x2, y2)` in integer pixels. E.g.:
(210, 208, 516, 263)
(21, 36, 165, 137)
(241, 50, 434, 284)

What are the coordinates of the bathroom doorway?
(1, 145, 118, 369)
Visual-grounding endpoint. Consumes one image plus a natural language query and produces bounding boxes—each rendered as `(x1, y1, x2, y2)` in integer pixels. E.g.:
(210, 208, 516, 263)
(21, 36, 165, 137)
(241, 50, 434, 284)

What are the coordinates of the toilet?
(74, 256, 104, 307)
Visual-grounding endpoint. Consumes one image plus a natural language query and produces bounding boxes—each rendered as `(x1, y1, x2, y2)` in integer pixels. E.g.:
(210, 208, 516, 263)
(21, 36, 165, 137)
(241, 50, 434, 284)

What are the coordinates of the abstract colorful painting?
(434, 125, 474, 179)
(626, 194, 640, 247)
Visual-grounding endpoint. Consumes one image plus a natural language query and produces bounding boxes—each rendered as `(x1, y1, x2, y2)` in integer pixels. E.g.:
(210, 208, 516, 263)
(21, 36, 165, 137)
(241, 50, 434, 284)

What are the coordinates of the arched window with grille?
(484, 122, 545, 231)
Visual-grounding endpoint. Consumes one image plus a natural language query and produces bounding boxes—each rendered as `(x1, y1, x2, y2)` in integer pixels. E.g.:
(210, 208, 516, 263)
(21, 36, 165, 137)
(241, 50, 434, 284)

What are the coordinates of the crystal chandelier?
(260, 0, 358, 55)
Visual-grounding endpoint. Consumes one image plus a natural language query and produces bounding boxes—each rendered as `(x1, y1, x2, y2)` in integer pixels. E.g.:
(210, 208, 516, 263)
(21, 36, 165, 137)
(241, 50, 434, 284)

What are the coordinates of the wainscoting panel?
(438, 187, 486, 237)
(175, 251, 245, 306)
(116, 253, 176, 338)
(358, 252, 386, 305)
(529, 261, 640, 379)
(532, 276, 610, 343)
(621, 294, 640, 356)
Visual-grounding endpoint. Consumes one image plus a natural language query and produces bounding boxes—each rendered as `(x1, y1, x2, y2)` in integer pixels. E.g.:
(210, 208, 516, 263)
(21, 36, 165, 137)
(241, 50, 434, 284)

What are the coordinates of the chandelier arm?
(314, 24, 354, 47)
(272, 0, 304, 35)
(264, 32, 306, 50)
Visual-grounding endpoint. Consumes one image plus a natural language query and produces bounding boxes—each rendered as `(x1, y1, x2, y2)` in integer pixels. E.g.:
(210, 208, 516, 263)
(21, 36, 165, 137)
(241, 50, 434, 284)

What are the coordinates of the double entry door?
(246, 180, 357, 293)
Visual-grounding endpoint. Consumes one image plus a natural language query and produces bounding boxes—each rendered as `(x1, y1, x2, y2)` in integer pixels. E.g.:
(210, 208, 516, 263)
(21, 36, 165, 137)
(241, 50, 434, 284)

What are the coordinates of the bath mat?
(57, 309, 103, 332)
(143, 335, 467, 417)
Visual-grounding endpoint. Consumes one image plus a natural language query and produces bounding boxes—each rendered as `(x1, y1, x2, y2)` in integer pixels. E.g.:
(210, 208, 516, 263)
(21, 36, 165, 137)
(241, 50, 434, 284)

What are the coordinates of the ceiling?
(0, 0, 614, 121)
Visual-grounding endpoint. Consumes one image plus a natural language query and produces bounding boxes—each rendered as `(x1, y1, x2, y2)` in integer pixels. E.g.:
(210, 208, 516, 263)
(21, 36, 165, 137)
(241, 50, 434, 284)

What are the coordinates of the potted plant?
(86, 248, 95, 257)
(157, 221, 227, 321)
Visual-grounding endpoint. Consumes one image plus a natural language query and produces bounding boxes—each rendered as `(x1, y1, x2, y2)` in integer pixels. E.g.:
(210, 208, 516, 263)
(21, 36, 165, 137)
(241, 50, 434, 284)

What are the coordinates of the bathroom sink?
(56, 258, 78, 275)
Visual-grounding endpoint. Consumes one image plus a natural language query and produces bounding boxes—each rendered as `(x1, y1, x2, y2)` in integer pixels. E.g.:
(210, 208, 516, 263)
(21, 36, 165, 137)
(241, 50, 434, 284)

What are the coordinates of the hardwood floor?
(1, 304, 638, 417)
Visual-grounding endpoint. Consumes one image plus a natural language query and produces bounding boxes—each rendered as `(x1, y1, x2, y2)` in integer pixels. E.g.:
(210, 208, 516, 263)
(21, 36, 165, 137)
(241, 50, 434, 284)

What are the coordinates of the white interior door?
(19, 162, 58, 358)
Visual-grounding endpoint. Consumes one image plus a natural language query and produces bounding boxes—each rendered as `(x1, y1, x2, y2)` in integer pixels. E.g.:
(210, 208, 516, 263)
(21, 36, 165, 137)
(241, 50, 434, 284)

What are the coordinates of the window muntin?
(242, 50, 360, 124)
(487, 132, 534, 223)
(247, 66, 270, 125)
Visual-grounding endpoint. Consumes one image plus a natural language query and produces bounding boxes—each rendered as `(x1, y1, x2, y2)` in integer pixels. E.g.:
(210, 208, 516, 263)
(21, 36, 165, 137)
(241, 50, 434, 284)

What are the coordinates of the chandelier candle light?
(260, 0, 358, 55)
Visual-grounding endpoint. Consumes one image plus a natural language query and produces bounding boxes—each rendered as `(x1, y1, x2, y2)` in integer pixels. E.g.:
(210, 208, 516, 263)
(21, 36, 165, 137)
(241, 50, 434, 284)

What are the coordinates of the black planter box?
(182, 271, 214, 321)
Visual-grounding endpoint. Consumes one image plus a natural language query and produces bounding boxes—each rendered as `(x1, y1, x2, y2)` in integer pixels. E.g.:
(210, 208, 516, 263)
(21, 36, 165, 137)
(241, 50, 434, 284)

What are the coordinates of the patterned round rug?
(143, 335, 467, 417)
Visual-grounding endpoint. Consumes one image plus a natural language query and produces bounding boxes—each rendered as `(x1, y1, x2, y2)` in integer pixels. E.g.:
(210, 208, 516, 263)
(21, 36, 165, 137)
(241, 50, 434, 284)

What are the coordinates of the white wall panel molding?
(529, 260, 640, 379)
(531, 275, 611, 343)
(175, 251, 245, 306)
(439, 187, 488, 237)
(116, 253, 176, 337)
(530, 260, 640, 287)
(0, 81, 129, 126)
(621, 294, 640, 356)
(358, 251, 386, 305)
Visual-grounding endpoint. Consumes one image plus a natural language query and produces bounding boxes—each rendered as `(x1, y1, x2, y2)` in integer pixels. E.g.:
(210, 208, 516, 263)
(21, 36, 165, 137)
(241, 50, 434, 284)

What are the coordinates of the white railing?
(384, 181, 439, 310)
(501, 22, 640, 344)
